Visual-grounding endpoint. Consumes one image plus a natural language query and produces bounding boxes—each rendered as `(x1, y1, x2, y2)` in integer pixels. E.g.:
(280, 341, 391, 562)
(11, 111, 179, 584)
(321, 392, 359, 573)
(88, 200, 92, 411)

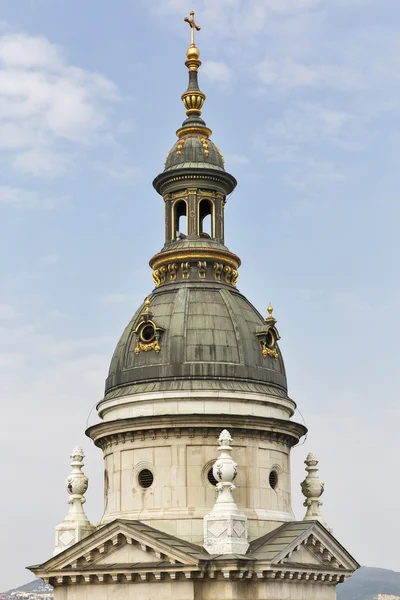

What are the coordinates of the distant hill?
(8, 580, 48, 593)
(337, 567, 400, 600)
(2, 579, 53, 599)
(4, 567, 400, 599)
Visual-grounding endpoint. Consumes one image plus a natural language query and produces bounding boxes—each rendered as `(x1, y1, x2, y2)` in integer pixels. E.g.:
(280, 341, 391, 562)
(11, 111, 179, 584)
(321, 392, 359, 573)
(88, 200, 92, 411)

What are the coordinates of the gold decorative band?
(150, 248, 241, 271)
(175, 125, 212, 139)
(152, 259, 240, 289)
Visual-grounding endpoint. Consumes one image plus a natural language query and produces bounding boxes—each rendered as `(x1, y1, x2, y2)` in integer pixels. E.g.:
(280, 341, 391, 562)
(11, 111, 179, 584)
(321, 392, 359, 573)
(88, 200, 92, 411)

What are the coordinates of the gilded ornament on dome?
(213, 262, 223, 281)
(133, 298, 165, 355)
(198, 261, 207, 279)
(181, 262, 190, 279)
(231, 269, 239, 287)
(200, 138, 209, 157)
(214, 144, 225, 165)
(168, 263, 178, 282)
(152, 269, 161, 287)
(159, 265, 167, 284)
(224, 265, 232, 284)
(176, 138, 185, 157)
(262, 343, 279, 360)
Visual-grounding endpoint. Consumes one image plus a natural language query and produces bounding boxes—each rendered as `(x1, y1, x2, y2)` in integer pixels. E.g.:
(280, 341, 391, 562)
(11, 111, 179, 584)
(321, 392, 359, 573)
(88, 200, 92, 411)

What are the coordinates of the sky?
(0, 0, 399, 591)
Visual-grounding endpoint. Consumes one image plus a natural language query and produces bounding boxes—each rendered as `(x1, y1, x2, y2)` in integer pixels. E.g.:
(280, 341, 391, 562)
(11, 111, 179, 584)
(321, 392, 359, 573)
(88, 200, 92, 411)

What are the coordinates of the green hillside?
(338, 567, 400, 600)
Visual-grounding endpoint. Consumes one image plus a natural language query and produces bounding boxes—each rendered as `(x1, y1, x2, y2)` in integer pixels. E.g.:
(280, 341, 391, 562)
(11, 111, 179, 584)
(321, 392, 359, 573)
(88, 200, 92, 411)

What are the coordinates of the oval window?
(269, 470, 278, 490)
(138, 469, 154, 489)
(265, 331, 275, 349)
(140, 324, 155, 343)
(207, 467, 218, 486)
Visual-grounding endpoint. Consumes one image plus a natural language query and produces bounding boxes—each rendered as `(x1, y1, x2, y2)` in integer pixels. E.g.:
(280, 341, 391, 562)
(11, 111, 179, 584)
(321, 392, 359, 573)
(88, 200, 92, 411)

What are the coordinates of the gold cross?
(184, 11, 201, 46)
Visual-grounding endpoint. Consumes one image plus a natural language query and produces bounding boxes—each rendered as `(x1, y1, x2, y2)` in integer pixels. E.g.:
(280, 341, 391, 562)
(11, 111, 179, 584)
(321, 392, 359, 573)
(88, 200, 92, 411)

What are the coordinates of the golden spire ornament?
(184, 11, 201, 46)
(183, 10, 201, 65)
(141, 297, 153, 321)
(179, 10, 207, 124)
(265, 302, 277, 324)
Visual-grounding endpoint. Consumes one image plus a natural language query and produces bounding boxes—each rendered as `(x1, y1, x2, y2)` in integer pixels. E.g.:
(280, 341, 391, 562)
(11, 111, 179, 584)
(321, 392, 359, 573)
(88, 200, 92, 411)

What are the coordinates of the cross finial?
(184, 11, 201, 46)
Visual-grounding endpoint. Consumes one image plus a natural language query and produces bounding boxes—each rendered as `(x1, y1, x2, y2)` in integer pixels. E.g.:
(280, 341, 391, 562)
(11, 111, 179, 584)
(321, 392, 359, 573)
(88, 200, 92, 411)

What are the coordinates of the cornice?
(149, 247, 241, 271)
(35, 564, 349, 586)
(86, 414, 307, 450)
(153, 167, 237, 196)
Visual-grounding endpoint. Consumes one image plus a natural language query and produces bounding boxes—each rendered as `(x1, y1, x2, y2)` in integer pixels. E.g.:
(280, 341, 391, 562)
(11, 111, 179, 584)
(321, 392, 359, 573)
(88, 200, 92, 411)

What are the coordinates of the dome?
(164, 136, 225, 172)
(105, 280, 288, 401)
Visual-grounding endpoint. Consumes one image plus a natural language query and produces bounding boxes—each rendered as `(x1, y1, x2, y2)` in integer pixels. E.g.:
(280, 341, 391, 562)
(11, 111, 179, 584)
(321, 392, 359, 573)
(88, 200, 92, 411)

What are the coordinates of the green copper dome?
(102, 29, 290, 410)
(164, 136, 225, 172)
(105, 282, 289, 400)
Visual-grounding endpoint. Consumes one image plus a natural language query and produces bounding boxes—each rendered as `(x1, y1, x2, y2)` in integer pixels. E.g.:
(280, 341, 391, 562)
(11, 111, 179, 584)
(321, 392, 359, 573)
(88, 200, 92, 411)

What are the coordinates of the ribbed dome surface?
(105, 282, 288, 399)
(164, 137, 224, 172)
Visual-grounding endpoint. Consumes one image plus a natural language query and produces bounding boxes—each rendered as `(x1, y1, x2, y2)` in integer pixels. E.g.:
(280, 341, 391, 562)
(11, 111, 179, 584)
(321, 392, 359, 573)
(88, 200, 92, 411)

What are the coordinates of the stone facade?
(92, 423, 295, 540)
(47, 581, 338, 600)
(28, 13, 359, 600)
(30, 519, 358, 600)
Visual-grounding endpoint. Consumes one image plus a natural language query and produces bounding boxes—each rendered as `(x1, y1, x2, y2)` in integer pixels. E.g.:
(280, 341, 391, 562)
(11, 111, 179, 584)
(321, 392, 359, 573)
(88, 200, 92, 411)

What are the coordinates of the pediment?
(31, 519, 207, 574)
(249, 520, 360, 573)
(95, 542, 153, 565)
(282, 544, 324, 566)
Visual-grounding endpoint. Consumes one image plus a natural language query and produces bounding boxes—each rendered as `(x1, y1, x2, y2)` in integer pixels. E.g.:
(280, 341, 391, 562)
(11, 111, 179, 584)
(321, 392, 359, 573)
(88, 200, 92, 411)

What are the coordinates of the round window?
(269, 470, 278, 490)
(138, 469, 154, 489)
(140, 324, 155, 343)
(207, 467, 218, 486)
(265, 330, 275, 349)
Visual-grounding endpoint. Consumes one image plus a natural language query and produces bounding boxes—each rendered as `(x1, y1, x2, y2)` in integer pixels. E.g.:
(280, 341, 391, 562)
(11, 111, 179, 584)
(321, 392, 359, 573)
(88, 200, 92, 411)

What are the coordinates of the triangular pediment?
(94, 542, 154, 565)
(283, 544, 324, 566)
(29, 519, 208, 575)
(249, 520, 360, 573)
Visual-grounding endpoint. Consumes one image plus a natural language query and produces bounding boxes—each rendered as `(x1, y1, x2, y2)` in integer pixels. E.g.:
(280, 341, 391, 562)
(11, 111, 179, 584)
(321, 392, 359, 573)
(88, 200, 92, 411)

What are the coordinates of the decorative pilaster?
(54, 447, 95, 555)
(203, 430, 249, 555)
(301, 452, 329, 529)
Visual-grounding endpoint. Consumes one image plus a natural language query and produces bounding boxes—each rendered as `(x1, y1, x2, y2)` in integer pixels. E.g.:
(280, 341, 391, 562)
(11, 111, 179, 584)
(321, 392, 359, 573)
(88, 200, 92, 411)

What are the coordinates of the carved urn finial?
(66, 446, 89, 502)
(54, 446, 95, 555)
(203, 429, 249, 555)
(301, 452, 329, 529)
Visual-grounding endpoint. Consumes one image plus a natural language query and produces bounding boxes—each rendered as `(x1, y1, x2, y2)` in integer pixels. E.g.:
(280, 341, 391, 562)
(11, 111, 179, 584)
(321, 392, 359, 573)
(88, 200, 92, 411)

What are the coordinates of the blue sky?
(0, 0, 399, 591)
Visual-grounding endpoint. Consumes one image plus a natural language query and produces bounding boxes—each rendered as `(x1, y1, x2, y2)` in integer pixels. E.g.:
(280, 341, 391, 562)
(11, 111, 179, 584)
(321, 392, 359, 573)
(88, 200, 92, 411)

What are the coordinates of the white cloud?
(0, 304, 16, 319)
(12, 147, 70, 177)
(254, 138, 345, 189)
(256, 58, 318, 87)
(0, 32, 119, 178)
(0, 315, 111, 588)
(40, 253, 59, 266)
(0, 186, 35, 204)
(49, 309, 69, 319)
(95, 163, 141, 182)
(117, 118, 136, 134)
(0, 34, 63, 69)
(148, 0, 322, 38)
(202, 61, 232, 87)
(0, 185, 61, 209)
(0, 352, 24, 369)
(267, 103, 353, 143)
(225, 153, 250, 165)
(99, 293, 131, 305)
